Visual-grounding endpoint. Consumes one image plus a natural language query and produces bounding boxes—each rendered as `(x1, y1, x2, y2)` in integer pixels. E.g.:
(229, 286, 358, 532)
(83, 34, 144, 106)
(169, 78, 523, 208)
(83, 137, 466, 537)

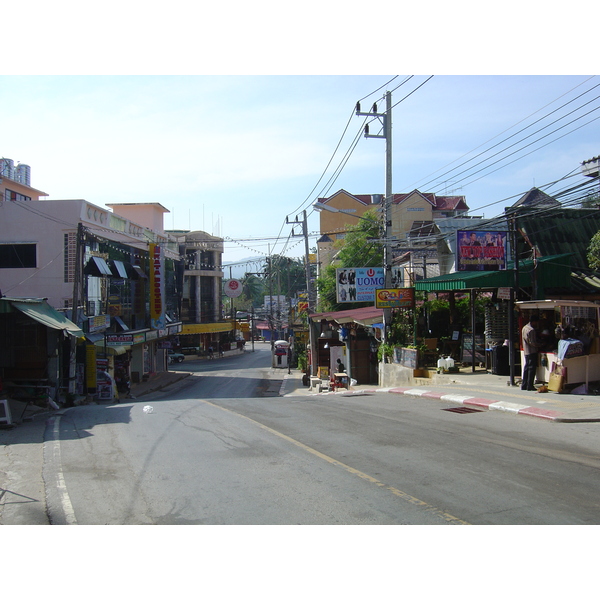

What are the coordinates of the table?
(332, 373, 349, 390)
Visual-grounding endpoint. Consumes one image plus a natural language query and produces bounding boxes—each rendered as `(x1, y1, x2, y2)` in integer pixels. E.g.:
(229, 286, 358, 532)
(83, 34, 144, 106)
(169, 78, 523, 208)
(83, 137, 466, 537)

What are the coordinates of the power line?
(420, 81, 600, 192)
(408, 75, 598, 192)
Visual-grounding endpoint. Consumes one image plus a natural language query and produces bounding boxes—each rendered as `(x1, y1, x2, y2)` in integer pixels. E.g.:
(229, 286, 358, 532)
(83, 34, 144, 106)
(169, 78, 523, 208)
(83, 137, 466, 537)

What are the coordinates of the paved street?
(3, 342, 600, 525)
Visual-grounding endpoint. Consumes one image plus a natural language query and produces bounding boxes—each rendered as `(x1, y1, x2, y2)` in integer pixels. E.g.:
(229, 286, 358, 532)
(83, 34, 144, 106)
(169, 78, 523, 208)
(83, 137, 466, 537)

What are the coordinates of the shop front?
(87, 322, 182, 400)
(179, 321, 235, 356)
(310, 306, 382, 385)
(0, 297, 84, 416)
(516, 300, 600, 390)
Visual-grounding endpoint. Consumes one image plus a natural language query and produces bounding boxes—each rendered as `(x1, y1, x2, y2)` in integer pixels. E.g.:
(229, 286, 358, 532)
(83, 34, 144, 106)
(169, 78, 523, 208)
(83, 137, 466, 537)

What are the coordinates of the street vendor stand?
(515, 300, 600, 390)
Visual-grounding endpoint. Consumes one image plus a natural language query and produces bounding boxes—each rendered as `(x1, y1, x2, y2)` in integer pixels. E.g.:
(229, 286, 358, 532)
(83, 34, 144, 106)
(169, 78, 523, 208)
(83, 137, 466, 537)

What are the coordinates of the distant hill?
(223, 256, 266, 279)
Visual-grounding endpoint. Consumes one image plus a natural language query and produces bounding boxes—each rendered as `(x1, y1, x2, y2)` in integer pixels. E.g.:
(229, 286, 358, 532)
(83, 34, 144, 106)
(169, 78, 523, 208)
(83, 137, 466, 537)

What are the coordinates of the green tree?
(316, 209, 383, 312)
(587, 230, 600, 270)
(241, 274, 265, 307)
(263, 255, 307, 299)
(581, 192, 600, 208)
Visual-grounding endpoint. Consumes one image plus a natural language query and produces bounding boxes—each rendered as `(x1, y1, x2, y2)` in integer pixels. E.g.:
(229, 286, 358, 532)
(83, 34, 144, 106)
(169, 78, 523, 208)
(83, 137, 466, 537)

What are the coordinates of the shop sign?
(149, 242, 165, 329)
(133, 333, 146, 345)
(146, 330, 158, 341)
(336, 267, 385, 303)
(375, 288, 415, 308)
(86, 344, 97, 388)
(106, 334, 133, 346)
(88, 314, 110, 333)
(224, 279, 243, 298)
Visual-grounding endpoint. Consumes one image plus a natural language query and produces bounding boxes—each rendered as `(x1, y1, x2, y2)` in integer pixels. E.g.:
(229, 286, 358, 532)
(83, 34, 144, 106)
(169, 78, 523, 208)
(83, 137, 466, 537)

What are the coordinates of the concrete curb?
(307, 384, 576, 422)
(386, 386, 567, 421)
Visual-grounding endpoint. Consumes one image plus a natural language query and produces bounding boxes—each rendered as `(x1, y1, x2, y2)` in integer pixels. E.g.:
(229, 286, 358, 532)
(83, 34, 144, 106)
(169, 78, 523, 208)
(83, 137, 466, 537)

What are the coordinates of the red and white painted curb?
(324, 386, 564, 421)
(380, 387, 565, 421)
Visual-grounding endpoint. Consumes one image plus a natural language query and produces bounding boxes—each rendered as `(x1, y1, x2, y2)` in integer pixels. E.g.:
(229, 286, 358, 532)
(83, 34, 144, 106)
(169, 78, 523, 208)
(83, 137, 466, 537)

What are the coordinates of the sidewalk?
(292, 367, 600, 423)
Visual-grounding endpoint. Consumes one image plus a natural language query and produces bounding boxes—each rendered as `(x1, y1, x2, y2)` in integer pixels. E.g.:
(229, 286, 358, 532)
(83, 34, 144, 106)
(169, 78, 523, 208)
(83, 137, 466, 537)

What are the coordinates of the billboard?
(336, 267, 385, 303)
(375, 288, 415, 309)
(457, 230, 508, 271)
(149, 242, 165, 329)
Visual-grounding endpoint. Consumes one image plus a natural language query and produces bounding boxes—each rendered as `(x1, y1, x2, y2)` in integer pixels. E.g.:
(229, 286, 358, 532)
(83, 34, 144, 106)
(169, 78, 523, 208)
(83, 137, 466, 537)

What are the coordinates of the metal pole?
(383, 91, 392, 344)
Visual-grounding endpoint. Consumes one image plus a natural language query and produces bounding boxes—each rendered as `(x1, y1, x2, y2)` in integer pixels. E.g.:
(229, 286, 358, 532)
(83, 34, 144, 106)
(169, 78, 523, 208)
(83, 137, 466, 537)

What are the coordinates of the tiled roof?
(318, 189, 469, 210)
(434, 195, 469, 211)
(316, 190, 380, 206)
(391, 190, 468, 211)
(408, 221, 439, 237)
(512, 187, 560, 208)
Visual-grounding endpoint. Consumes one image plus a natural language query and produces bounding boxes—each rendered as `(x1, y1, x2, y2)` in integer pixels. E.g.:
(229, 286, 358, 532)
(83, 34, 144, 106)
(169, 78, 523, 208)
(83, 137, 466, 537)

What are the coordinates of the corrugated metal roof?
(516, 208, 600, 269)
(415, 254, 572, 292)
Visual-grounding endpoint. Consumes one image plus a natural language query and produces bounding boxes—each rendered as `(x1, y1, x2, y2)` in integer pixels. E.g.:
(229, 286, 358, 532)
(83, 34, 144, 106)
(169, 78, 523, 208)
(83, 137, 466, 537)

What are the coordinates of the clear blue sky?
(3, 6, 598, 267)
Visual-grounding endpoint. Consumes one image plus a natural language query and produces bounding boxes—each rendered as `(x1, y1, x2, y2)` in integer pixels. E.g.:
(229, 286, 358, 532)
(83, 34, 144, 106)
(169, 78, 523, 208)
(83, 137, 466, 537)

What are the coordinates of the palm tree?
(242, 274, 265, 307)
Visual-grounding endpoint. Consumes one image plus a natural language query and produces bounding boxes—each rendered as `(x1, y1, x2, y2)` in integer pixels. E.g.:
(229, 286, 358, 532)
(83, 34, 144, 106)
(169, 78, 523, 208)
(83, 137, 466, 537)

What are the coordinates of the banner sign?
(149, 243, 165, 328)
(375, 288, 415, 309)
(457, 230, 508, 271)
(336, 267, 385, 303)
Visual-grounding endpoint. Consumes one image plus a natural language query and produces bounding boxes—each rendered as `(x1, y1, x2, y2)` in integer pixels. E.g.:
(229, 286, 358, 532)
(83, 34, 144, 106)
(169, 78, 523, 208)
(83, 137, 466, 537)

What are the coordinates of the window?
(64, 233, 76, 282)
(4, 188, 31, 202)
(0, 244, 37, 268)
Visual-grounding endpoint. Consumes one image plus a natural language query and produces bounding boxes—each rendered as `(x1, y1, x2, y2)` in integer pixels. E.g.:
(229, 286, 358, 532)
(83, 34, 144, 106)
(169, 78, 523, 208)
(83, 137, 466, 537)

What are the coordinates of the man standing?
(521, 314, 541, 391)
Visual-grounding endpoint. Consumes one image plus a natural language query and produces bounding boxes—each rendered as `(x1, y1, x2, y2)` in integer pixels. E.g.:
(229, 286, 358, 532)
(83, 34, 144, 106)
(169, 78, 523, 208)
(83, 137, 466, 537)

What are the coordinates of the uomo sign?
(336, 267, 385, 303)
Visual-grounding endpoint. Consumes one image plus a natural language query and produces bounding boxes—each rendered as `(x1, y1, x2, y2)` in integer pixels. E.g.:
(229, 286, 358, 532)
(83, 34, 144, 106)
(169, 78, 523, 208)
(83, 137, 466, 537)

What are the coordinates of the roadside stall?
(516, 300, 600, 392)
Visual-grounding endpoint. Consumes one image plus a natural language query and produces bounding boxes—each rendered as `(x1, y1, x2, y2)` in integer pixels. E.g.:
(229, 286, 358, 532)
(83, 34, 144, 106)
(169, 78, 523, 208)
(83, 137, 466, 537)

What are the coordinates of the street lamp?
(313, 202, 340, 213)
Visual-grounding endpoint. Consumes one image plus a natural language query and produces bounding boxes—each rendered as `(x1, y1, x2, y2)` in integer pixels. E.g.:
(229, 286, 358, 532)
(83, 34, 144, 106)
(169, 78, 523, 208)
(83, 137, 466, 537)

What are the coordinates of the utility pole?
(69, 222, 85, 395)
(287, 210, 316, 375)
(356, 91, 393, 342)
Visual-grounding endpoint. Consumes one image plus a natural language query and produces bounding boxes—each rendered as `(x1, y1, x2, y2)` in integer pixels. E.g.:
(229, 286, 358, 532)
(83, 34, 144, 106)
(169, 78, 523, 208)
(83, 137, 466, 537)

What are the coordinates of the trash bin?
(491, 345, 510, 376)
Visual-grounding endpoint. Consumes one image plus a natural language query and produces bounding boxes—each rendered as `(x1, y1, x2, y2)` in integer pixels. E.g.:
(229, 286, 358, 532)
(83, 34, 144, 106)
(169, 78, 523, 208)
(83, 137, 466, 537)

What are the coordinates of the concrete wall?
(378, 361, 415, 387)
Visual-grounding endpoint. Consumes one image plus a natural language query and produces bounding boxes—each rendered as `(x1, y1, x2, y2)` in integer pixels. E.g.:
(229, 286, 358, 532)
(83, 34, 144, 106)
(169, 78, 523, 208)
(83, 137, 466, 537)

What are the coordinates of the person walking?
(521, 314, 541, 391)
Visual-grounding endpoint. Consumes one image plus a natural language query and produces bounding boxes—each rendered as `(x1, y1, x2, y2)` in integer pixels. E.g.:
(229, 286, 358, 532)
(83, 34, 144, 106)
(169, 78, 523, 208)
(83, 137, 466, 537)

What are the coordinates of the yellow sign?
(86, 344, 97, 388)
(375, 288, 415, 309)
(181, 322, 234, 334)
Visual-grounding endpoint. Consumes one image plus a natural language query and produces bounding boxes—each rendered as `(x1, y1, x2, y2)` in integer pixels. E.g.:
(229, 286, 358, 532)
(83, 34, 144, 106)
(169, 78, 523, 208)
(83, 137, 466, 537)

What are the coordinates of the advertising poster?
(336, 267, 385, 303)
(457, 230, 508, 271)
(375, 288, 415, 309)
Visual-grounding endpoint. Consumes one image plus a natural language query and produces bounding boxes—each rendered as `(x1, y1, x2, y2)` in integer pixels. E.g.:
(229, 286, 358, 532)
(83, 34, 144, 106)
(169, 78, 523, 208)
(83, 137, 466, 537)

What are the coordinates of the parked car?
(168, 350, 185, 364)
(181, 346, 200, 355)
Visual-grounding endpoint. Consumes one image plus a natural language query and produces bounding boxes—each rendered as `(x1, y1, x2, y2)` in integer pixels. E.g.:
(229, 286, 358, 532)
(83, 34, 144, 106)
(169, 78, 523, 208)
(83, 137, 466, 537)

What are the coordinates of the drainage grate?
(443, 406, 483, 414)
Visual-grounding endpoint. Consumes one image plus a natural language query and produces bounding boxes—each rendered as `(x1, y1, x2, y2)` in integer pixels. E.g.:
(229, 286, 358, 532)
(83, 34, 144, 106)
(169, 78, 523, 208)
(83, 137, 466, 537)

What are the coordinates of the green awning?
(2, 297, 84, 337)
(415, 254, 573, 292)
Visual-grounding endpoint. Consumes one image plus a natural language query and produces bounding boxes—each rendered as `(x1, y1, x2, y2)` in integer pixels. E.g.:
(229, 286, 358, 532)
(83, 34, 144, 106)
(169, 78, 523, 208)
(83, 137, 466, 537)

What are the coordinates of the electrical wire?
(408, 76, 598, 191)
(420, 83, 600, 192)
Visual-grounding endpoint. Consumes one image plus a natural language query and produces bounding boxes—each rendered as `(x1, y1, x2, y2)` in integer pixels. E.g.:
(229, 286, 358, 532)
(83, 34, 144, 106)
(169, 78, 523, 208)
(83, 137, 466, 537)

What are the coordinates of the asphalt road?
(48, 344, 600, 525)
